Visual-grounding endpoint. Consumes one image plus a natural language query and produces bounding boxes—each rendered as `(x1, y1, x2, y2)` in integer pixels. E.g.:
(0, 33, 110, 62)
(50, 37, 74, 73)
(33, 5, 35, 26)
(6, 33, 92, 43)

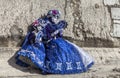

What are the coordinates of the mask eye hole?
(56, 16, 59, 19)
(55, 15, 59, 19)
(52, 15, 59, 19)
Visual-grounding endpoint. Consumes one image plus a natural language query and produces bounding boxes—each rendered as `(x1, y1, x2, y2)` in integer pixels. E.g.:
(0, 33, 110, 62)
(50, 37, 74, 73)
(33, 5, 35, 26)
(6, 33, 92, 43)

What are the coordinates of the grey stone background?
(1, 0, 120, 78)
(0, 0, 120, 47)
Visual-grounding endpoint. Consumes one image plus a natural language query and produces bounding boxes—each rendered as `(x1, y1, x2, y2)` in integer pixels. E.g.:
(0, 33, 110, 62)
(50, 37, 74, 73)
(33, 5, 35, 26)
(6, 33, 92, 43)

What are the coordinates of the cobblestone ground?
(0, 47, 120, 78)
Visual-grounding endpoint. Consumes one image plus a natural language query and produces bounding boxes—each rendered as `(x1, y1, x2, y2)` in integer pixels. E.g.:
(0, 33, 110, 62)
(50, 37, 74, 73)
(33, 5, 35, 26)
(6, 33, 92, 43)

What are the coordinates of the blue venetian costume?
(16, 10, 94, 74)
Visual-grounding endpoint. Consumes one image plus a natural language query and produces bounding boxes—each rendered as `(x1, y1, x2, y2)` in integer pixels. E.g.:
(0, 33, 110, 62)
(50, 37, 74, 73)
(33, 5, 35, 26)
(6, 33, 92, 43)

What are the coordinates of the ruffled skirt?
(16, 38, 94, 74)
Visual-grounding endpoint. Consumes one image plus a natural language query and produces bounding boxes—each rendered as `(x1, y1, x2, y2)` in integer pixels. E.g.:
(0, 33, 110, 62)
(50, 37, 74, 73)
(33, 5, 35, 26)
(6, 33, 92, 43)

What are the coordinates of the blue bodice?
(31, 17, 67, 43)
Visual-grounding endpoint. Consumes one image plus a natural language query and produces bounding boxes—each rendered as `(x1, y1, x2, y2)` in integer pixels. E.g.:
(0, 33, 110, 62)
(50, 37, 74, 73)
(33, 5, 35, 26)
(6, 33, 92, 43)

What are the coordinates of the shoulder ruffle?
(32, 18, 49, 31)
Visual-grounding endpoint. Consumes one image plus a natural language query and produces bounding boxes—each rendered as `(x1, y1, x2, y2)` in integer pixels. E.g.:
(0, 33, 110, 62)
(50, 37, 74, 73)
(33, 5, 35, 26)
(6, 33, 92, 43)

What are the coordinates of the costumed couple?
(16, 10, 94, 74)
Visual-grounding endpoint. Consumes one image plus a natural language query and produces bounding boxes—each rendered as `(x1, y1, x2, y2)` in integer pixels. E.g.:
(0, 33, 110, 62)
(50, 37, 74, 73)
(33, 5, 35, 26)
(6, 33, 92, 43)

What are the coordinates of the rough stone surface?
(1, 1, 120, 77)
(103, 0, 120, 6)
(0, 0, 120, 47)
(0, 47, 120, 78)
(111, 7, 120, 20)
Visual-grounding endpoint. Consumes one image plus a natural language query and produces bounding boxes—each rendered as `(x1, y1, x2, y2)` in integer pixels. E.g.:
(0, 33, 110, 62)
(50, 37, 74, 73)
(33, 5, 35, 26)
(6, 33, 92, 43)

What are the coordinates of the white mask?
(51, 16, 59, 24)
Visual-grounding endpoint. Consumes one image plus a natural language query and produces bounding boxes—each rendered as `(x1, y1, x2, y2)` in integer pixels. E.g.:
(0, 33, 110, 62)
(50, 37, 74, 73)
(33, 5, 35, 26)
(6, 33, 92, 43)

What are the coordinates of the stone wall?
(0, 0, 120, 47)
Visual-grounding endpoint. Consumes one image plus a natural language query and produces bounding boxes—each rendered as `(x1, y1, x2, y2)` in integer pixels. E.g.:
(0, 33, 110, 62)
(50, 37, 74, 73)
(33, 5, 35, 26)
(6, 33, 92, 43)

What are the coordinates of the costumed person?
(16, 10, 94, 74)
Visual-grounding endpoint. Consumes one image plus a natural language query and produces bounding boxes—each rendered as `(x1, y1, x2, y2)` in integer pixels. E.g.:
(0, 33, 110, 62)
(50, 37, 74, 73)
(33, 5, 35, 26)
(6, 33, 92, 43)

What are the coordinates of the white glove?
(51, 29, 63, 37)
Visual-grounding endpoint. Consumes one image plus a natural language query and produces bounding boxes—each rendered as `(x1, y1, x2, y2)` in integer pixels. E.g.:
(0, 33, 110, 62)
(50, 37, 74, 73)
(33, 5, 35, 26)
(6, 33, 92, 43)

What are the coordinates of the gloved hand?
(58, 20, 68, 29)
(51, 29, 63, 37)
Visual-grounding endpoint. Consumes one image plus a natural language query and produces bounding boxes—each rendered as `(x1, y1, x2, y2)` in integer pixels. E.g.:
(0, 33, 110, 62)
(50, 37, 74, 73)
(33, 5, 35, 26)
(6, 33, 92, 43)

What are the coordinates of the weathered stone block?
(103, 0, 120, 6)
(111, 8, 120, 20)
(112, 24, 120, 37)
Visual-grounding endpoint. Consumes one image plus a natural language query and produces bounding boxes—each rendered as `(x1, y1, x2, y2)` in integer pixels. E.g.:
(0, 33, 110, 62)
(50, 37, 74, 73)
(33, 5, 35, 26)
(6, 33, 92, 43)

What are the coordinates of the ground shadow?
(7, 23, 43, 74)
(7, 43, 42, 75)
(64, 36, 114, 48)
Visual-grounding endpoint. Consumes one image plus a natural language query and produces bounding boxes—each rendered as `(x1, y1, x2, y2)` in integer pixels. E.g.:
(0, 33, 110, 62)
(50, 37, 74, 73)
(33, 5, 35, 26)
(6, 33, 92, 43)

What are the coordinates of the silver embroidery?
(30, 53, 35, 58)
(46, 61, 50, 69)
(21, 49, 33, 53)
(38, 61, 43, 66)
(76, 62, 81, 69)
(55, 63, 62, 71)
(66, 62, 72, 70)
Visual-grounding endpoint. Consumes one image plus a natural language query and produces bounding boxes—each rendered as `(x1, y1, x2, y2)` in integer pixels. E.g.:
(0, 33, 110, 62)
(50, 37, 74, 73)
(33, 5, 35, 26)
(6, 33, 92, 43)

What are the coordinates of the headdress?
(47, 10, 61, 19)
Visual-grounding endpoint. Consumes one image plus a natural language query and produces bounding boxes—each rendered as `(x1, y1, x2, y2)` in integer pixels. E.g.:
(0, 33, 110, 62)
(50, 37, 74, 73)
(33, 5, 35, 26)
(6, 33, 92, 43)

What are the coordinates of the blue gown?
(16, 17, 94, 74)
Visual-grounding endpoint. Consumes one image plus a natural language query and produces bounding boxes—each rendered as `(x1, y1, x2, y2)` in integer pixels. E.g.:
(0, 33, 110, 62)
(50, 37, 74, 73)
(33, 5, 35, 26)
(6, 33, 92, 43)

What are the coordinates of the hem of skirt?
(87, 61, 94, 69)
(16, 51, 94, 75)
(16, 52, 49, 75)
(41, 61, 94, 75)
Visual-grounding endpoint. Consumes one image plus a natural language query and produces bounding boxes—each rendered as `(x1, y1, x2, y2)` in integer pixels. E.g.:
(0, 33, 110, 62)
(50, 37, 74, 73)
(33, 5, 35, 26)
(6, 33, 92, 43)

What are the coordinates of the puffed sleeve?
(32, 18, 48, 31)
(28, 18, 47, 44)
